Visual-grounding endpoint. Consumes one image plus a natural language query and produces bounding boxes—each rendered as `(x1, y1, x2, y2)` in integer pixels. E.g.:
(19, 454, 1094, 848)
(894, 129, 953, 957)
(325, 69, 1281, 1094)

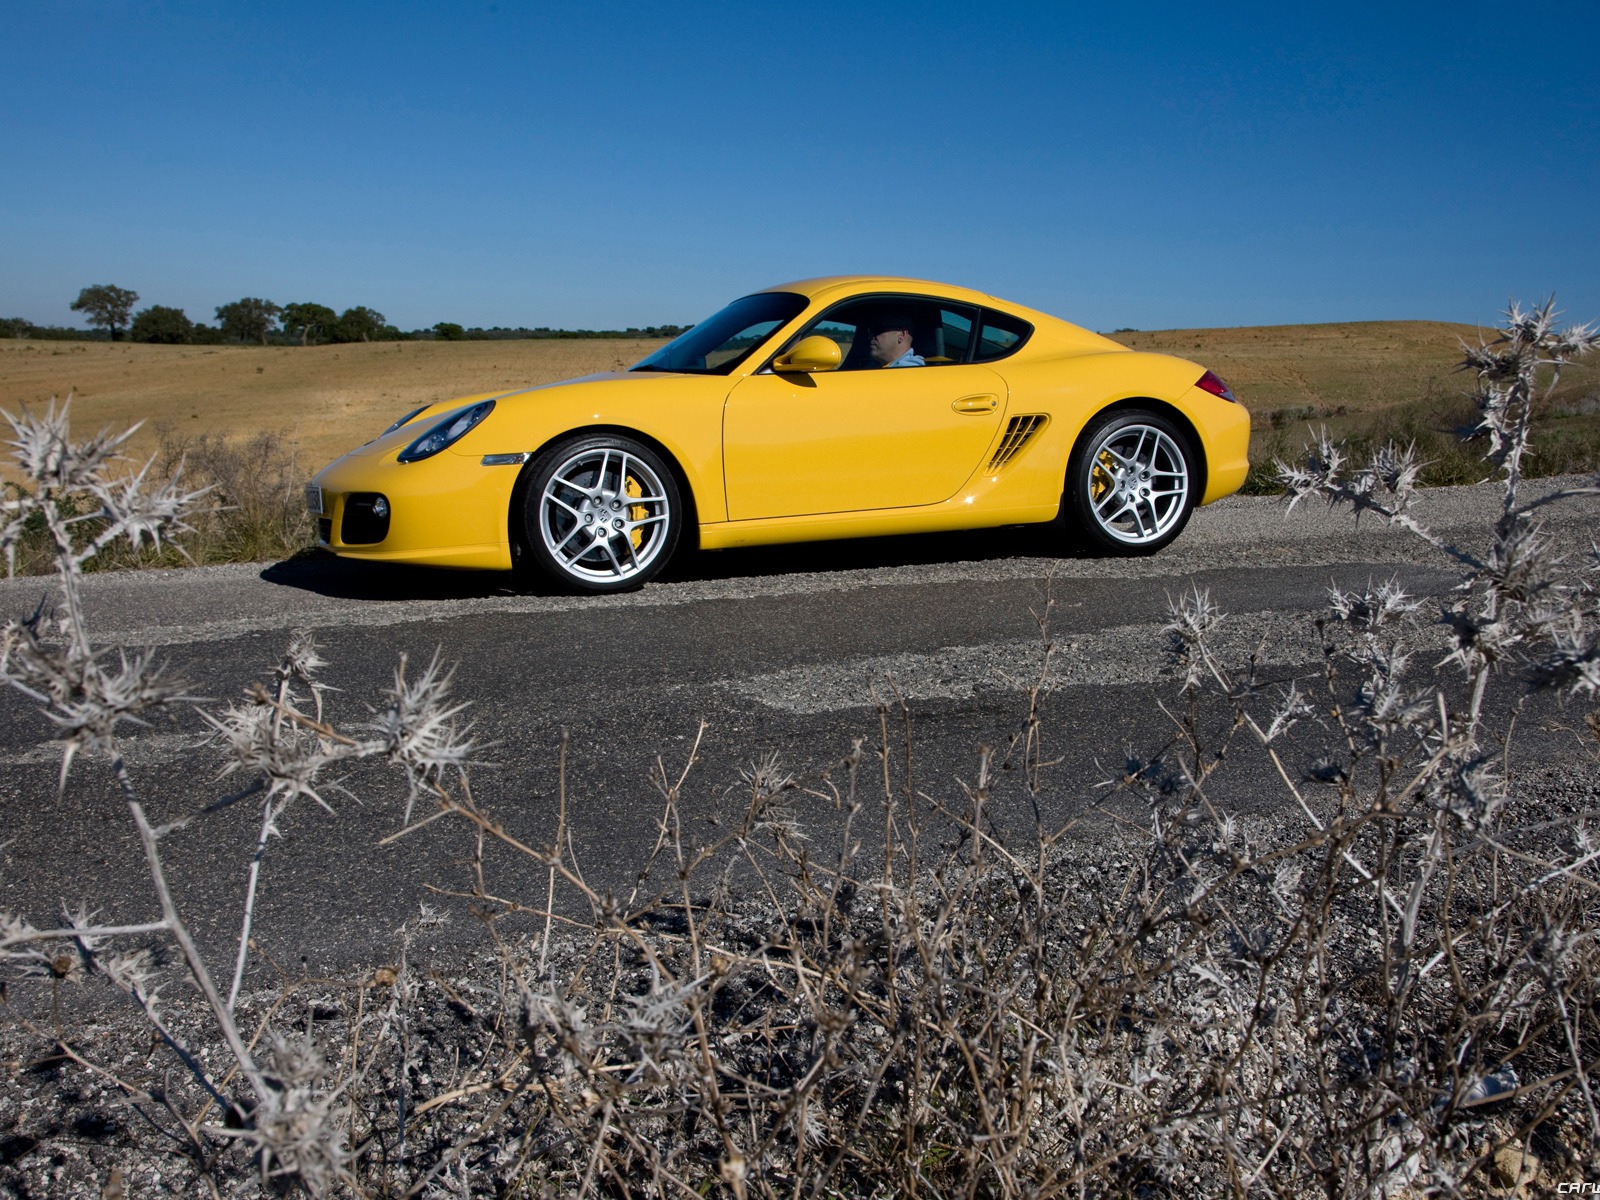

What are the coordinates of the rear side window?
(935, 307, 974, 362)
(974, 307, 1032, 361)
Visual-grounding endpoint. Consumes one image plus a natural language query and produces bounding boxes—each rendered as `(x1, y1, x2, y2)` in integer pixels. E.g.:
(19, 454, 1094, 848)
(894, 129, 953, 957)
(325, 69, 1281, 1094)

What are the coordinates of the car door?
(722, 358, 1008, 520)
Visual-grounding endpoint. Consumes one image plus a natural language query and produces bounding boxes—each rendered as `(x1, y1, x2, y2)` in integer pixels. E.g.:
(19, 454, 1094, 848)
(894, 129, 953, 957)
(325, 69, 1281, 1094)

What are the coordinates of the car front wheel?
(1066, 409, 1196, 554)
(521, 435, 681, 592)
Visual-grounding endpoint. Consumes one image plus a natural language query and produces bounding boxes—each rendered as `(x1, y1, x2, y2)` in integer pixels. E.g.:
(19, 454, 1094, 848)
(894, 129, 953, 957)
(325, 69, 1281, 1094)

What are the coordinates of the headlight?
(383, 406, 429, 435)
(397, 400, 496, 463)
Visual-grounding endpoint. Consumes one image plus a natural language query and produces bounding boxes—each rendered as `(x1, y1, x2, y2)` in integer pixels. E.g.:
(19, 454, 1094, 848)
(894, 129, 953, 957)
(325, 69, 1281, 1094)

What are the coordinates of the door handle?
(952, 394, 999, 414)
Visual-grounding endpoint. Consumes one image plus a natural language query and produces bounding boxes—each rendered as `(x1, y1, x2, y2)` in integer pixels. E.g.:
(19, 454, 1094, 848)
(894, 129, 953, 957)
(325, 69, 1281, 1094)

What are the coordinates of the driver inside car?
(867, 313, 925, 368)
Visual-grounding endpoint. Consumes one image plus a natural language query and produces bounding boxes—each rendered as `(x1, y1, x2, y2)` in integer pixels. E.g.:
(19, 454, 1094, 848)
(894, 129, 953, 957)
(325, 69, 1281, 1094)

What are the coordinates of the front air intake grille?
(340, 493, 391, 545)
(988, 415, 1047, 472)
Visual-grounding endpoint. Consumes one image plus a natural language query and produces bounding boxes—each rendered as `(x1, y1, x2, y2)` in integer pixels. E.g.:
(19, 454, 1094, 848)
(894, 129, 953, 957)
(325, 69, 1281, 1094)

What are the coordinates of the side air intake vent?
(988, 415, 1047, 472)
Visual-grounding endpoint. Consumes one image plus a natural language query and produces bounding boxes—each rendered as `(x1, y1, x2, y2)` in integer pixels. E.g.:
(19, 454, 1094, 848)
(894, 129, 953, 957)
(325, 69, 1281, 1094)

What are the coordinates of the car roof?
(755, 275, 1125, 354)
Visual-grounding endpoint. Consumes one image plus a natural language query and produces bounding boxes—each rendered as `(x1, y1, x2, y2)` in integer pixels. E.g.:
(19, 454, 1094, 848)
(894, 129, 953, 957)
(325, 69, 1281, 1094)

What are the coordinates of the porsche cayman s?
(307, 276, 1250, 593)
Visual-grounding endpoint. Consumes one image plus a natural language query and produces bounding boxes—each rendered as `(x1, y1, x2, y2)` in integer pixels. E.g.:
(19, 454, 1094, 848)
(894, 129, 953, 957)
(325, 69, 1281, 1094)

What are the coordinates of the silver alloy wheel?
(1085, 422, 1191, 545)
(536, 445, 673, 584)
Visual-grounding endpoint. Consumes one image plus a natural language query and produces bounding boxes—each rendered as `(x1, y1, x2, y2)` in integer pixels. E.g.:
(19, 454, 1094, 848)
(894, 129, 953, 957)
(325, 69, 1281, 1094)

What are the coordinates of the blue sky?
(3, 1, 1595, 333)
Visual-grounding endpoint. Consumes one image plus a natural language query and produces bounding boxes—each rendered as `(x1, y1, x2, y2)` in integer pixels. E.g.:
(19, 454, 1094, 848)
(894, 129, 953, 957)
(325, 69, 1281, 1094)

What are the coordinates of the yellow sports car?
(307, 276, 1249, 593)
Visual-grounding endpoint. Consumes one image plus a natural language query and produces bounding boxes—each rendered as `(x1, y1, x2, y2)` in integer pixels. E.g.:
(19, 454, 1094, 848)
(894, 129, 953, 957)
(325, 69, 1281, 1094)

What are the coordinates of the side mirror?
(772, 335, 842, 373)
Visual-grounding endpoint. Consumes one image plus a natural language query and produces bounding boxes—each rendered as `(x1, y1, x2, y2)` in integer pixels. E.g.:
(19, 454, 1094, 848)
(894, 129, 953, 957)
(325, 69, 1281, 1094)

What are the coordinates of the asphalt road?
(4, 480, 1599, 988)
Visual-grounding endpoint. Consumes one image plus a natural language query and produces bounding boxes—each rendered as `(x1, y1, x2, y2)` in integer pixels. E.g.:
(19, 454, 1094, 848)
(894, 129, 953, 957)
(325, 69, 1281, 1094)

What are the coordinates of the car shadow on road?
(258, 554, 522, 601)
(260, 526, 1088, 601)
(663, 525, 1078, 582)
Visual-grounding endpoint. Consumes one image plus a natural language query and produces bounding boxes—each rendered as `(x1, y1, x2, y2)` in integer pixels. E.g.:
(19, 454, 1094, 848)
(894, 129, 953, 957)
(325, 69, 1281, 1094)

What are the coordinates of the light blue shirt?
(884, 350, 925, 368)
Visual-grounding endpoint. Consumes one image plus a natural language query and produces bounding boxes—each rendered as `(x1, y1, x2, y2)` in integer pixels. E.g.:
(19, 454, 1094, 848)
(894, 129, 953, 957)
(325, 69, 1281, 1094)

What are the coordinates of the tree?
(215, 298, 281, 346)
(130, 305, 195, 344)
(70, 285, 139, 340)
(432, 321, 465, 341)
(0, 317, 33, 338)
(280, 302, 338, 347)
(335, 306, 386, 343)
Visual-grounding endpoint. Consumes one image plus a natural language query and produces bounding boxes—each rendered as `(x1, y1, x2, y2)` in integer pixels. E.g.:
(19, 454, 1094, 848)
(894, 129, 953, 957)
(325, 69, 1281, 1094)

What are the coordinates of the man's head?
(867, 313, 915, 366)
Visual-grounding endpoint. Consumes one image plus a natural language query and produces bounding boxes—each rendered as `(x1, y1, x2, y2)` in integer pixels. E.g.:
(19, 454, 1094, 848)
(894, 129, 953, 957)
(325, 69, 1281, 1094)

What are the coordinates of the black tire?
(1064, 409, 1197, 555)
(520, 434, 682, 593)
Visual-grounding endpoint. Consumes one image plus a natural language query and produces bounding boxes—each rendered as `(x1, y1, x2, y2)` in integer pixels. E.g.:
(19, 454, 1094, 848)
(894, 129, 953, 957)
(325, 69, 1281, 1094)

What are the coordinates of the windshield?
(632, 292, 807, 375)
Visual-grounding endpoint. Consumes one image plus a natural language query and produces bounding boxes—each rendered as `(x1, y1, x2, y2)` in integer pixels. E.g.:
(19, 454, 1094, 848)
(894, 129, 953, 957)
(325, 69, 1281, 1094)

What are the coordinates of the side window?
(975, 307, 1032, 361)
(773, 296, 1002, 370)
(800, 318, 859, 363)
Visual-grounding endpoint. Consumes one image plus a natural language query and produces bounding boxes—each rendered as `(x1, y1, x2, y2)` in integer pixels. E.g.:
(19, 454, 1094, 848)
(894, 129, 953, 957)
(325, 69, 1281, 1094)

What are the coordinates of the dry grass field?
(1110, 319, 1482, 412)
(2, 320, 1595, 489)
(1111, 319, 1600, 487)
(0, 337, 665, 479)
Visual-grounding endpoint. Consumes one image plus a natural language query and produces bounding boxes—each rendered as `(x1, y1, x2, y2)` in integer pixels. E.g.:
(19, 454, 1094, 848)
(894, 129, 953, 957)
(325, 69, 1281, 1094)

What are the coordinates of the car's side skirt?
(698, 501, 1062, 551)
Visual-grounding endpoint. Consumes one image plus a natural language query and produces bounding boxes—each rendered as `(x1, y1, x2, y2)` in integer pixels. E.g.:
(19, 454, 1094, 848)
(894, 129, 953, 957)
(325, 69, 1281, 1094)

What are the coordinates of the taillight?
(1196, 370, 1237, 402)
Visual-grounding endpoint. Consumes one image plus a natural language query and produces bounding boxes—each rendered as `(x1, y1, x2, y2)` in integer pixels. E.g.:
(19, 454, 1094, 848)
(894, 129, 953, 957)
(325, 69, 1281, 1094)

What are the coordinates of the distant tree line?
(0, 285, 689, 345)
(428, 322, 690, 341)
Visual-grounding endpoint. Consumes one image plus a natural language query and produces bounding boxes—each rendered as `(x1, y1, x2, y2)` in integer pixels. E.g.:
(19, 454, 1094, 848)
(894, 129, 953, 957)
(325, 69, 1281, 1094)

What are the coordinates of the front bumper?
(309, 450, 519, 571)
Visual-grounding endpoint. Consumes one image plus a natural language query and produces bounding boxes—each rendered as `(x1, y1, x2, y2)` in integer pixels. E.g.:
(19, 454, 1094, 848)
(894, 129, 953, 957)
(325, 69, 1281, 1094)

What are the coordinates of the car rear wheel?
(521, 435, 681, 592)
(1066, 409, 1196, 554)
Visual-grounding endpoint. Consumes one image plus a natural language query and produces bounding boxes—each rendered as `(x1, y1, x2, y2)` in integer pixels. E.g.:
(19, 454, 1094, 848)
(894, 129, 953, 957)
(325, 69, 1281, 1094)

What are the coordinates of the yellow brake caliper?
(626, 475, 644, 550)
(1091, 450, 1114, 504)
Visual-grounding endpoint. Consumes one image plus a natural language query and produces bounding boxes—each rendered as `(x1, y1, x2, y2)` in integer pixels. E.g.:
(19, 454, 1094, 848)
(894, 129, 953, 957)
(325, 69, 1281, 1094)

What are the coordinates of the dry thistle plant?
(2, 419, 314, 575)
(1, 401, 478, 1194)
(2, 300, 1598, 1197)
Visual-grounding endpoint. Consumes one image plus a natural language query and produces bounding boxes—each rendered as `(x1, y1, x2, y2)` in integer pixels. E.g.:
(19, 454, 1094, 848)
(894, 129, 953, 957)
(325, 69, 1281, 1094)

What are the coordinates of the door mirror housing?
(771, 335, 842, 374)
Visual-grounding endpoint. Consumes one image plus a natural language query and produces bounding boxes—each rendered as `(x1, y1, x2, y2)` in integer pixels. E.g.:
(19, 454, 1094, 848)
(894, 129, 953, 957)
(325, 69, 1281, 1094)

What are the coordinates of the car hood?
(340, 370, 685, 457)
